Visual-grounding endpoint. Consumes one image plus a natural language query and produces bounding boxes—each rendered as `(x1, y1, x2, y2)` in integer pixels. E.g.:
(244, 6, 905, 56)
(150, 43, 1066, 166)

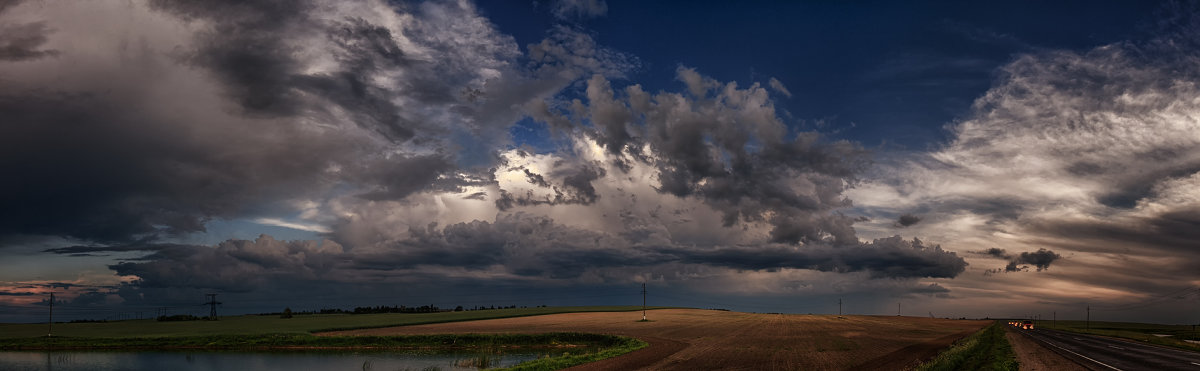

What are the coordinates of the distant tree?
(454, 306, 464, 312)
(280, 307, 293, 319)
(157, 314, 202, 322)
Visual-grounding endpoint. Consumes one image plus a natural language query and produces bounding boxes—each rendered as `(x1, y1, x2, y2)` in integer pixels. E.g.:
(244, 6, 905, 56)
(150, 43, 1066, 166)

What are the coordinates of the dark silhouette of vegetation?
(256, 304, 546, 316)
(156, 314, 203, 322)
(280, 307, 293, 319)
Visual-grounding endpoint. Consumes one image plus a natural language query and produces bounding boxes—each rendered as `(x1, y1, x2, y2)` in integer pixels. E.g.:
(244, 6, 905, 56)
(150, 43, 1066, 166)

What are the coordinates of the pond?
(0, 350, 549, 371)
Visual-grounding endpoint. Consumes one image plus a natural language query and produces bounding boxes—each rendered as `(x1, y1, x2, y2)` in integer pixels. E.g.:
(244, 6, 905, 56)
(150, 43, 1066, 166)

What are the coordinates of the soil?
(1004, 326, 1087, 371)
(319, 309, 989, 370)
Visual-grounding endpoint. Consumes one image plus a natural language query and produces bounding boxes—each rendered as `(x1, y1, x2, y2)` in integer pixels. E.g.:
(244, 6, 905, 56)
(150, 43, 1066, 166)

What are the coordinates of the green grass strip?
(498, 336, 648, 371)
(915, 321, 1018, 371)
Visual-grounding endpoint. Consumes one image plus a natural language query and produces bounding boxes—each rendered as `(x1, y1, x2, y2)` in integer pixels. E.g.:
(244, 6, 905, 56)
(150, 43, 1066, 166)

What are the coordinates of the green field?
(0, 306, 667, 339)
(1032, 319, 1200, 352)
(915, 321, 1018, 371)
(0, 332, 648, 371)
(0, 307, 663, 370)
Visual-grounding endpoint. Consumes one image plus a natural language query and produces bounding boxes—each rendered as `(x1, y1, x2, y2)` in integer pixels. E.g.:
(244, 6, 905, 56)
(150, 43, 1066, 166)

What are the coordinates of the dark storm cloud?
(1023, 208, 1200, 255)
(112, 213, 967, 302)
(43, 242, 183, 255)
(895, 214, 921, 227)
(973, 247, 1061, 273)
(494, 163, 606, 210)
(534, 71, 870, 245)
(523, 169, 552, 188)
(0, 20, 58, 61)
(1015, 248, 1060, 271)
(0, 90, 351, 243)
(656, 236, 966, 279)
(909, 283, 951, 298)
(975, 248, 1009, 259)
(67, 291, 109, 306)
(0, 0, 531, 246)
(149, 0, 416, 140)
(0, 0, 20, 13)
(356, 213, 669, 278)
(109, 235, 344, 293)
(354, 155, 455, 201)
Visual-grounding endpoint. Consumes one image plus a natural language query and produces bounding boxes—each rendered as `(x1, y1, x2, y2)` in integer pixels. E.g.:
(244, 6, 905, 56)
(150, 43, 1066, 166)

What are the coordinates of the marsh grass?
(494, 336, 647, 371)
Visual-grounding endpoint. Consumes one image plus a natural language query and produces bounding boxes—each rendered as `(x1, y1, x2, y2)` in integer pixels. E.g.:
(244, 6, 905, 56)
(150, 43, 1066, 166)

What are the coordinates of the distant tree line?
(156, 314, 203, 322)
(258, 304, 549, 317)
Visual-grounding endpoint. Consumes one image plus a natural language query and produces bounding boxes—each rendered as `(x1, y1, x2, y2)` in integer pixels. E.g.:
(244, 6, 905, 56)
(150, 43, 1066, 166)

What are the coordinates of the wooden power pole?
(47, 292, 54, 337)
(641, 283, 647, 321)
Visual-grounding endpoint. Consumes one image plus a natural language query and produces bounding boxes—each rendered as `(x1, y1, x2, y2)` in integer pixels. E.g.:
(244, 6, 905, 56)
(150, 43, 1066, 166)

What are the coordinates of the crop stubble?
(321, 309, 989, 370)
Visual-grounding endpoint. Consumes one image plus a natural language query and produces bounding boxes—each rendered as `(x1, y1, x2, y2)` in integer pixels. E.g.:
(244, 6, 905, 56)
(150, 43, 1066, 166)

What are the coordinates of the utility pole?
(205, 294, 221, 320)
(1053, 311, 1056, 330)
(897, 302, 901, 316)
(47, 292, 54, 337)
(838, 299, 842, 316)
(640, 283, 647, 321)
(1086, 305, 1090, 331)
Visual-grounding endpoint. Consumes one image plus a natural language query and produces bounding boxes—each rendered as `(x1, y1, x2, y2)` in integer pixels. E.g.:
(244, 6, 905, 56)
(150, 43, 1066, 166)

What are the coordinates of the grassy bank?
(1033, 320, 1200, 352)
(0, 332, 648, 370)
(498, 335, 647, 371)
(0, 306, 669, 338)
(914, 321, 1018, 371)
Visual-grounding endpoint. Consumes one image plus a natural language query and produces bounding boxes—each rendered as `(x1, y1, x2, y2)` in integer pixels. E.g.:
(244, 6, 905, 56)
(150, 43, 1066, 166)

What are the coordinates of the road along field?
(321, 309, 990, 370)
(1004, 325, 1086, 371)
(1015, 327, 1200, 371)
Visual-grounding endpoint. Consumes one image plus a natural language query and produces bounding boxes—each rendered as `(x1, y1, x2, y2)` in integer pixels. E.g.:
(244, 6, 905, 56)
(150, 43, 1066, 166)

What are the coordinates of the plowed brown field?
(320, 309, 989, 370)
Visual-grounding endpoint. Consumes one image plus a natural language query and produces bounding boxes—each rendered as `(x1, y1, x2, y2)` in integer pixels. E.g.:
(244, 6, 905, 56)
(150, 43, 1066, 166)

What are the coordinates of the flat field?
(0, 306, 661, 338)
(1031, 319, 1200, 352)
(322, 309, 990, 370)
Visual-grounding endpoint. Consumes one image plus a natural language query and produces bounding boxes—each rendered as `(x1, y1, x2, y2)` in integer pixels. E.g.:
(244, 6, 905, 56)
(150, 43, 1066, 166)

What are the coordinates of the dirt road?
(320, 309, 989, 370)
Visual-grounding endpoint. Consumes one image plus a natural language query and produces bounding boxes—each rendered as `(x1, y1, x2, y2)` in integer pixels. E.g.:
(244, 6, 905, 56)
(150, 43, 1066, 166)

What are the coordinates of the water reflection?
(2, 350, 543, 371)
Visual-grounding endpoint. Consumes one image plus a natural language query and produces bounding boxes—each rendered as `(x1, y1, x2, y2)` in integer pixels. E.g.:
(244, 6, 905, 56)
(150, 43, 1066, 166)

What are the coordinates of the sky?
(2, 0, 1199, 324)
